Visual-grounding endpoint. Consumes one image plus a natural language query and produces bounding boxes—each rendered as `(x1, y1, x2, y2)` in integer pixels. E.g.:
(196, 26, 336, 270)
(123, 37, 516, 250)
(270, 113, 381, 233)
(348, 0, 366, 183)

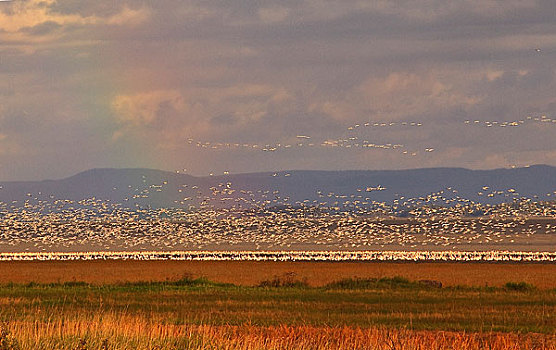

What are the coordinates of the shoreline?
(0, 250, 554, 262)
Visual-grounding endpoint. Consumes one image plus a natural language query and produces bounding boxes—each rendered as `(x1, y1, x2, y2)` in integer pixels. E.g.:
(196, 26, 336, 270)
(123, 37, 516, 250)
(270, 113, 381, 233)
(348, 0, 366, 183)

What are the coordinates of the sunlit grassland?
(0, 276, 554, 349)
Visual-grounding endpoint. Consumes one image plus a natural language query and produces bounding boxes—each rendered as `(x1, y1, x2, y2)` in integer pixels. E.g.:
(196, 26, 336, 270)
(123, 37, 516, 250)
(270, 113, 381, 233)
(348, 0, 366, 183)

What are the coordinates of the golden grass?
(2, 314, 555, 350)
(1, 261, 554, 349)
(1, 260, 555, 288)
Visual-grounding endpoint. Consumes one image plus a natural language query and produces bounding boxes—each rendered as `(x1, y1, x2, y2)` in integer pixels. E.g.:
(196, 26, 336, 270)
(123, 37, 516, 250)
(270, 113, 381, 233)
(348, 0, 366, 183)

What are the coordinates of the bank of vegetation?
(0, 275, 554, 349)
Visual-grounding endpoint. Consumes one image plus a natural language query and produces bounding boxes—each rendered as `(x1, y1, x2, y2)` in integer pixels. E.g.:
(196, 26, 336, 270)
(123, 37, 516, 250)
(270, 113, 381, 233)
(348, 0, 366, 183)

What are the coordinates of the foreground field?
(0, 272, 554, 349)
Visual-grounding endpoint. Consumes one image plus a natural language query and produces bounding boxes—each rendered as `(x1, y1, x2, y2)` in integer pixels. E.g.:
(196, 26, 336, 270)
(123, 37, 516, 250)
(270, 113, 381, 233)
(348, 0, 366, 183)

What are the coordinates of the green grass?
(324, 276, 429, 289)
(0, 277, 554, 334)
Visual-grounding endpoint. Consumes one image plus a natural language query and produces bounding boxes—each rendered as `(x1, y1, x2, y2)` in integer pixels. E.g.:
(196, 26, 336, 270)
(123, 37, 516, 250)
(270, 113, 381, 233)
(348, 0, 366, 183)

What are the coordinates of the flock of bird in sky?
(184, 113, 554, 165)
(1, 100, 555, 255)
(0, 113, 553, 257)
(0, 170, 555, 255)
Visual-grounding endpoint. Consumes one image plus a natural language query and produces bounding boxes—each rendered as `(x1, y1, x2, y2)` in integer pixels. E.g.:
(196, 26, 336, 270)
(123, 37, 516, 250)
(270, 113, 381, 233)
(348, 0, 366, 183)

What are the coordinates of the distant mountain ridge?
(1, 165, 555, 209)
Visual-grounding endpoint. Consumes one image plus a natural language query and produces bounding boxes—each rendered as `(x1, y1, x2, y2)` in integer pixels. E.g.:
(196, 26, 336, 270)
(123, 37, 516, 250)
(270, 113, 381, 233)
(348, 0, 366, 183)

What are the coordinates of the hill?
(0, 165, 555, 210)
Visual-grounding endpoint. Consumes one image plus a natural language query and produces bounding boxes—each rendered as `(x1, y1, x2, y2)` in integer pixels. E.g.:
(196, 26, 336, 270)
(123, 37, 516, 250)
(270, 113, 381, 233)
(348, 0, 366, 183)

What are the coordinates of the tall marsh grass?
(1, 317, 554, 350)
(0, 275, 554, 349)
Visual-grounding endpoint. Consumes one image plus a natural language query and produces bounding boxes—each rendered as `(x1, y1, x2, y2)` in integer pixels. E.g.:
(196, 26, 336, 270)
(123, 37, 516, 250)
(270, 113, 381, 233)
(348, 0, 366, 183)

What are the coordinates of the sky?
(1, 0, 556, 181)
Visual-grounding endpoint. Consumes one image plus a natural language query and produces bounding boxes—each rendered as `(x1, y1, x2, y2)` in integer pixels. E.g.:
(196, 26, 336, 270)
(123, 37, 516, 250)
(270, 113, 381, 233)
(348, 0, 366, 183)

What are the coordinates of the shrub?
(325, 276, 440, 290)
(173, 275, 211, 286)
(258, 272, 309, 288)
(325, 276, 409, 289)
(504, 282, 535, 291)
(62, 281, 89, 287)
(382, 276, 411, 286)
(418, 279, 443, 288)
(325, 277, 379, 289)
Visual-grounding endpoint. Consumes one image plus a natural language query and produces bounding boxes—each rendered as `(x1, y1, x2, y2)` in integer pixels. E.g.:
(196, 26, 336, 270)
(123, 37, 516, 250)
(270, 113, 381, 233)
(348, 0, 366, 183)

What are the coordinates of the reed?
(1, 319, 555, 350)
(0, 273, 554, 349)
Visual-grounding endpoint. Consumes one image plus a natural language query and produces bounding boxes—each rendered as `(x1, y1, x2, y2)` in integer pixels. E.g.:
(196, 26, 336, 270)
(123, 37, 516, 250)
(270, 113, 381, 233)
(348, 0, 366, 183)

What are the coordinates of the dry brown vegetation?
(0, 262, 554, 349)
(1, 317, 555, 350)
(1, 260, 555, 288)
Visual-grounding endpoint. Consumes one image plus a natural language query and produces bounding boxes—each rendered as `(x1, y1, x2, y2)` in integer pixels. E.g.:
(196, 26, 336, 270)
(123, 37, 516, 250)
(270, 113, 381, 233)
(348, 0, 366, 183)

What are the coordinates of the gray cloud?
(0, 0, 555, 180)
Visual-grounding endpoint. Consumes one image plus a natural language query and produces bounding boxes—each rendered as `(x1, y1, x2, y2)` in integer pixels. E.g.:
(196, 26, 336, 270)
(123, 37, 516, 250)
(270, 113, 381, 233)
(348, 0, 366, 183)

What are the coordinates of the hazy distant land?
(2, 165, 556, 208)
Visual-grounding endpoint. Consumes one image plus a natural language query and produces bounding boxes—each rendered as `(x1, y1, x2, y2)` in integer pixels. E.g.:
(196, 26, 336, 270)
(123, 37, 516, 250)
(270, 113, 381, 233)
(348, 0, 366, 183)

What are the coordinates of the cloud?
(0, 0, 149, 43)
(106, 6, 149, 26)
(0, 0, 91, 33)
(110, 84, 299, 148)
(0, 0, 556, 179)
(112, 90, 187, 127)
(308, 69, 482, 123)
(257, 6, 290, 24)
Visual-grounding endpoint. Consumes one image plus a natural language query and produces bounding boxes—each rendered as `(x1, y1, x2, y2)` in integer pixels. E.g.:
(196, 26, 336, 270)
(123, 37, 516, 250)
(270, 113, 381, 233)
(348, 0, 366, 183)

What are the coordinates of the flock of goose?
(187, 137, 411, 155)
(1, 250, 555, 262)
(0, 187, 555, 258)
(0, 112, 554, 260)
(187, 117, 423, 155)
(464, 115, 556, 128)
(186, 114, 555, 160)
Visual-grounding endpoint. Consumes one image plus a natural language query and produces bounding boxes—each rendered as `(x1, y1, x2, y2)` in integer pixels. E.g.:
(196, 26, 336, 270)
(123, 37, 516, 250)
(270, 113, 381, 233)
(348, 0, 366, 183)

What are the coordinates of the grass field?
(0, 262, 554, 349)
